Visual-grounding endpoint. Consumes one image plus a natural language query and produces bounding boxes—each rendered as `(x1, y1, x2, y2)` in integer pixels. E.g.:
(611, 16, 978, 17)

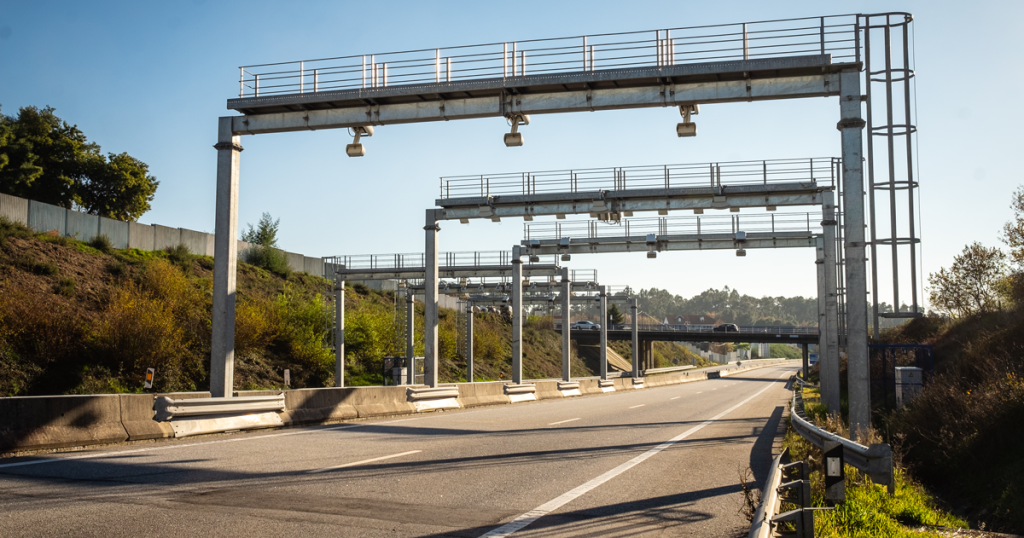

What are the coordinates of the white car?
(569, 320, 601, 331)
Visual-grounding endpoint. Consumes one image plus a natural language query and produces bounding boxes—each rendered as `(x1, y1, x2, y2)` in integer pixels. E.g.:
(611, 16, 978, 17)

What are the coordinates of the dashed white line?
(548, 418, 580, 426)
(479, 379, 780, 537)
(309, 450, 421, 474)
(628, 404, 645, 409)
(670, 397, 681, 400)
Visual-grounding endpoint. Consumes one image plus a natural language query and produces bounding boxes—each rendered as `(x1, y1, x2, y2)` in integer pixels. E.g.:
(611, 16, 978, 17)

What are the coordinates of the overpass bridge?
(561, 324, 819, 345)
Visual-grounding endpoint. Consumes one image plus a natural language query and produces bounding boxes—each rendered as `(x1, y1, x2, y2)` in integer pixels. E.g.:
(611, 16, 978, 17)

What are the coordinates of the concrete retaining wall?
(128, 221, 155, 250)
(285, 252, 304, 272)
(65, 210, 99, 242)
(458, 382, 510, 408)
(179, 228, 212, 256)
(99, 217, 129, 249)
(153, 224, 180, 251)
(0, 193, 29, 224)
(303, 256, 323, 276)
(28, 200, 65, 234)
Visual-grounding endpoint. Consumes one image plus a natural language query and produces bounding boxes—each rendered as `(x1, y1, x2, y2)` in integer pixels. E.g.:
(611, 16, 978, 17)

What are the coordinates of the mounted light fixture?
(558, 237, 571, 262)
(677, 104, 699, 137)
(646, 233, 657, 259)
(736, 249, 747, 257)
(504, 114, 530, 147)
(346, 126, 373, 157)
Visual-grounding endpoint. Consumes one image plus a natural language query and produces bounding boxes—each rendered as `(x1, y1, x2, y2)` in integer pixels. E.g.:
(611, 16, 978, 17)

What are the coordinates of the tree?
(241, 212, 280, 247)
(607, 304, 625, 325)
(1002, 185, 1024, 270)
(927, 242, 1007, 318)
(0, 105, 158, 221)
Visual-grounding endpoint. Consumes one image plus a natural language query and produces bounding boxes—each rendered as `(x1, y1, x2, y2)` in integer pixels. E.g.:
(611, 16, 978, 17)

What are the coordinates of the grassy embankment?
(0, 216, 702, 395)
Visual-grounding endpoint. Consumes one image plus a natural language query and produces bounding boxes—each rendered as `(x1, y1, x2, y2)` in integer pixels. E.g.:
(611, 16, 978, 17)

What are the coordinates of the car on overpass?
(570, 320, 601, 331)
(713, 323, 740, 332)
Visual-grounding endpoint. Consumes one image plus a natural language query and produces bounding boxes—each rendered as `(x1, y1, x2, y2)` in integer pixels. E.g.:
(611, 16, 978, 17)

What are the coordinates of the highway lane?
(0, 364, 797, 537)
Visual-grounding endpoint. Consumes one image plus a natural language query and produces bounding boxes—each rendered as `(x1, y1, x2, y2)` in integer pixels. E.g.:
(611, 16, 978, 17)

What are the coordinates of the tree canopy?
(0, 105, 158, 221)
(241, 212, 281, 247)
(928, 242, 1007, 318)
(636, 286, 817, 326)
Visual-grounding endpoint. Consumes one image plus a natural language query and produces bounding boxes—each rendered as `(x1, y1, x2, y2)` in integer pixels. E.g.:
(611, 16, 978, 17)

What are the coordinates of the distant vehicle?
(570, 320, 601, 331)
(713, 323, 740, 332)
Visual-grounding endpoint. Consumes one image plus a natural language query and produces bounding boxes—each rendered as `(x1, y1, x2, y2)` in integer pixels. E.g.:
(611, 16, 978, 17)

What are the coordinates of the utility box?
(895, 366, 923, 408)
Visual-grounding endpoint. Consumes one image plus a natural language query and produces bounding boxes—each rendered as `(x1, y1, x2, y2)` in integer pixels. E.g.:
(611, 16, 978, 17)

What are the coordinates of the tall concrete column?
(466, 302, 474, 382)
(839, 68, 871, 435)
(801, 343, 809, 379)
(599, 286, 608, 381)
(822, 192, 842, 415)
(560, 267, 572, 382)
(511, 246, 523, 384)
(630, 299, 639, 378)
(406, 289, 415, 385)
(424, 209, 440, 388)
(210, 117, 242, 399)
(335, 277, 345, 387)
(816, 237, 832, 406)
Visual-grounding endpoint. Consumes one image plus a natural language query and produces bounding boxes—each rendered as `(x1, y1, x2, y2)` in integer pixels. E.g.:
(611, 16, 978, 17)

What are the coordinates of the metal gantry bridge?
(210, 13, 920, 435)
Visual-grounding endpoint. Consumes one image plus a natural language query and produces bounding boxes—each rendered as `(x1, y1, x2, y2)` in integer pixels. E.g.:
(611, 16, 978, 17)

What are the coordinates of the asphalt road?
(0, 364, 796, 538)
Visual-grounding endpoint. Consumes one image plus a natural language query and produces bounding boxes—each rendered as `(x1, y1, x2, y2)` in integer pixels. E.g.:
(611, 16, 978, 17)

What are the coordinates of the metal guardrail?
(749, 448, 788, 538)
(790, 389, 894, 491)
(503, 384, 537, 395)
(406, 386, 460, 401)
(642, 365, 696, 375)
(153, 394, 285, 421)
(446, 157, 837, 200)
(749, 447, 817, 538)
(237, 15, 860, 97)
(606, 324, 818, 334)
(524, 211, 824, 241)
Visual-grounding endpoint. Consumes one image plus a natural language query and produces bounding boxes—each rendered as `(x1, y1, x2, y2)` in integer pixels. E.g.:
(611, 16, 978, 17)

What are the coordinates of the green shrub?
(245, 245, 291, 277)
(16, 255, 59, 276)
(0, 216, 33, 249)
(106, 260, 127, 277)
(56, 277, 76, 296)
(87, 234, 114, 254)
(164, 244, 196, 274)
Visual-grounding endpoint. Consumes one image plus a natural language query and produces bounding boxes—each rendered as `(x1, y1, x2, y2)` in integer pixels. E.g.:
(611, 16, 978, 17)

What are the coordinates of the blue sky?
(1, 1, 1021, 305)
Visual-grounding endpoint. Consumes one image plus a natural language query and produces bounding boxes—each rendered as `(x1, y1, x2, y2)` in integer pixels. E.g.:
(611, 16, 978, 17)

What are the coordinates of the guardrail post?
(561, 267, 572, 382)
(512, 246, 523, 384)
(210, 117, 243, 399)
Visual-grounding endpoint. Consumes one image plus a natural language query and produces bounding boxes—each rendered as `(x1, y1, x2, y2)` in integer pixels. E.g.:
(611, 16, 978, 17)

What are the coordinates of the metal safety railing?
(236, 15, 861, 98)
(524, 211, 822, 241)
(153, 394, 286, 421)
(442, 158, 837, 200)
(325, 251, 560, 271)
(606, 324, 818, 334)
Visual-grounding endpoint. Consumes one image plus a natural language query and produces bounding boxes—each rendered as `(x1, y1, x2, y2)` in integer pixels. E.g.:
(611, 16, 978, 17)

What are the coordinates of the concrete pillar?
(406, 289, 415, 385)
(210, 117, 242, 399)
(802, 343, 809, 379)
(511, 247, 523, 384)
(424, 209, 440, 388)
(335, 277, 345, 387)
(839, 68, 871, 436)
(466, 302, 474, 382)
(599, 286, 608, 381)
(822, 192, 842, 415)
(642, 340, 654, 370)
(560, 267, 572, 382)
(630, 299, 639, 378)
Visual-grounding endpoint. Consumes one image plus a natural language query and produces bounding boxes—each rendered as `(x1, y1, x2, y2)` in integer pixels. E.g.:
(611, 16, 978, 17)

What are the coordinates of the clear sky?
(1, 1, 1020, 306)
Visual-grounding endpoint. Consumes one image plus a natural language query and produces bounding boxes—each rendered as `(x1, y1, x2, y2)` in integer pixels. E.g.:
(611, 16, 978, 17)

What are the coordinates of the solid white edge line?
(628, 404, 645, 409)
(478, 375, 783, 538)
(309, 450, 421, 474)
(548, 418, 580, 426)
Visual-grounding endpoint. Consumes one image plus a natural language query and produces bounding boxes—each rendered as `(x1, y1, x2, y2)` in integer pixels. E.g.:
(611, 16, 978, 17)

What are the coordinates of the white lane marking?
(696, 392, 703, 394)
(548, 418, 580, 426)
(309, 450, 421, 474)
(670, 397, 681, 400)
(479, 378, 780, 537)
(628, 405, 645, 409)
(0, 415, 424, 470)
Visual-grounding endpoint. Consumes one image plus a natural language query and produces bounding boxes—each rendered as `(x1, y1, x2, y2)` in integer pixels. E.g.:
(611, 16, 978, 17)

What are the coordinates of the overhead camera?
(346, 126, 374, 157)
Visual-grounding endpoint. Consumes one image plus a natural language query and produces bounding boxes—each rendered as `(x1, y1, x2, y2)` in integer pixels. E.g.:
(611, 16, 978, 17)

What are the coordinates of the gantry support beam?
(525, 231, 817, 255)
(334, 264, 560, 281)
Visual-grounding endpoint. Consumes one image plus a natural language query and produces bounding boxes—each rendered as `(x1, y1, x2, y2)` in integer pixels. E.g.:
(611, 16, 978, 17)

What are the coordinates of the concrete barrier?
(120, 392, 211, 441)
(128, 221, 155, 250)
(278, 387, 358, 425)
(345, 386, 417, 418)
(458, 382, 510, 408)
(285, 251, 304, 272)
(28, 200, 65, 234)
(0, 193, 28, 225)
(153, 224, 180, 250)
(65, 211, 98, 241)
(179, 228, 211, 256)
(99, 217, 129, 249)
(533, 380, 564, 400)
(303, 256, 323, 277)
(0, 394, 128, 452)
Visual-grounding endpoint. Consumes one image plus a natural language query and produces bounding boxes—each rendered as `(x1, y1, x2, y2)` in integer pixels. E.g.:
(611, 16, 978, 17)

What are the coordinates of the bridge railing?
(325, 251, 561, 270)
(443, 157, 837, 199)
(524, 210, 824, 241)
(237, 15, 860, 98)
(605, 324, 818, 334)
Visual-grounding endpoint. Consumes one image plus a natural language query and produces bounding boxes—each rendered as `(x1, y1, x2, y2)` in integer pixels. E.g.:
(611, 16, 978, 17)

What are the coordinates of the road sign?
(144, 368, 155, 391)
(809, 353, 819, 366)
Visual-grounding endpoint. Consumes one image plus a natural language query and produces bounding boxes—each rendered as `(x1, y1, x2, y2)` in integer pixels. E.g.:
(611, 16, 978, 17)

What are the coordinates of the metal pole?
(902, 22, 919, 312)
(743, 23, 749, 60)
(299, 61, 304, 94)
(802, 343, 809, 379)
(406, 289, 415, 385)
(466, 302, 474, 382)
(884, 26, 900, 310)
(599, 285, 608, 381)
(424, 209, 440, 388)
(816, 236, 829, 398)
(561, 267, 571, 382)
(839, 68, 871, 436)
(210, 117, 242, 399)
(336, 278, 345, 387)
(630, 299, 639, 378)
(512, 246, 523, 384)
(823, 192, 841, 415)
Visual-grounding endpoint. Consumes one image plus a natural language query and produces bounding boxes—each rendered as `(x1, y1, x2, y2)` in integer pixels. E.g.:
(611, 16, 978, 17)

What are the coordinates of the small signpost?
(824, 440, 845, 503)
(284, 369, 290, 388)
(144, 368, 155, 391)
